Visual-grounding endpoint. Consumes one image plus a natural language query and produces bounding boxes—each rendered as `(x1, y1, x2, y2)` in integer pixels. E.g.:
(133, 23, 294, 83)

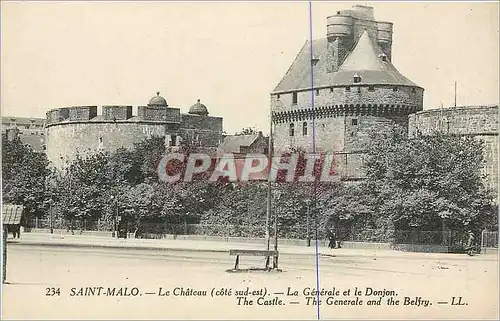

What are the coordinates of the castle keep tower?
(326, 5, 393, 72)
(271, 5, 424, 179)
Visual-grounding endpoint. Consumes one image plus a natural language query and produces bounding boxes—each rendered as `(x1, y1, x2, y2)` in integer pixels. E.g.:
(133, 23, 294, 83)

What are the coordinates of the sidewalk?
(7, 232, 498, 261)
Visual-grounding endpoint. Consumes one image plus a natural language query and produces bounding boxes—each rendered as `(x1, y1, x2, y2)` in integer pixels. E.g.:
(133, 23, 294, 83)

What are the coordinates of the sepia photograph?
(1, 1, 499, 320)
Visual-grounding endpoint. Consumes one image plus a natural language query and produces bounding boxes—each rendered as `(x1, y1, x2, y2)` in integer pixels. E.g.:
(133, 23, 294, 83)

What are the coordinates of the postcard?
(1, 1, 498, 320)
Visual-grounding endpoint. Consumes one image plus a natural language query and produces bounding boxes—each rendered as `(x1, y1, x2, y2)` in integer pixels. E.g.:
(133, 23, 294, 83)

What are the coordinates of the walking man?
(327, 228, 337, 249)
(466, 231, 475, 256)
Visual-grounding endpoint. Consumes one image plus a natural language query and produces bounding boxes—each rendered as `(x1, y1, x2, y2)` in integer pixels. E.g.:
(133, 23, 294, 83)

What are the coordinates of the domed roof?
(148, 92, 168, 107)
(189, 99, 209, 116)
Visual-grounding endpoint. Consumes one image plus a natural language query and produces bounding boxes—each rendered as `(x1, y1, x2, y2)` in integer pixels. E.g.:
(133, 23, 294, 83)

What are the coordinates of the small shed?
(3, 205, 24, 238)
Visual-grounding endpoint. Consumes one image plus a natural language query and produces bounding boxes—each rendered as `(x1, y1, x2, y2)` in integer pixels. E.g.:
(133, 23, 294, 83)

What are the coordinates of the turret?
(326, 5, 393, 73)
(377, 21, 393, 61)
(326, 15, 354, 73)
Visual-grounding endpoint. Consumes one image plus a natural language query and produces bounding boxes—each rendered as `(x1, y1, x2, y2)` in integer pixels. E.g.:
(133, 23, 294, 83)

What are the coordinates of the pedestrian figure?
(327, 228, 336, 249)
(336, 234, 342, 249)
(466, 231, 475, 256)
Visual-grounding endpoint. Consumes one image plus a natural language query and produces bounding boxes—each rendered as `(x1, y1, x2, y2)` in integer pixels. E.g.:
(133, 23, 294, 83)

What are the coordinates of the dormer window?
(353, 73, 362, 83)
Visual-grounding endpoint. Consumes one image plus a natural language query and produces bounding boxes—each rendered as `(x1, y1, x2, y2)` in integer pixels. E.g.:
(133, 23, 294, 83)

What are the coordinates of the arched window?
(289, 123, 295, 137)
(302, 122, 308, 135)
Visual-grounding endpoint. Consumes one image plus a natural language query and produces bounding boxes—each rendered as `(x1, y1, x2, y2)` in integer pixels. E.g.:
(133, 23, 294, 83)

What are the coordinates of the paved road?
(7, 232, 498, 261)
(2, 242, 498, 320)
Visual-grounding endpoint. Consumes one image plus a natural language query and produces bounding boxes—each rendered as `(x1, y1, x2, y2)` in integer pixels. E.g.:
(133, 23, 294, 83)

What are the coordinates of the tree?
(236, 127, 258, 136)
(361, 125, 496, 233)
(2, 135, 50, 223)
(53, 151, 112, 226)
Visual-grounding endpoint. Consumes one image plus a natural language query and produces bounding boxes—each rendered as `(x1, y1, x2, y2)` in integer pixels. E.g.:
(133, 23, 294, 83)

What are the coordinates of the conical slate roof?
(331, 30, 419, 86)
(273, 39, 330, 93)
(272, 30, 421, 93)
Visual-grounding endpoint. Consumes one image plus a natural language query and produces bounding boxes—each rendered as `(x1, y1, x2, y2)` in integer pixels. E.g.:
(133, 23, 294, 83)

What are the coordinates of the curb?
(7, 240, 318, 256)
(7, 241, 230, 254)
(8, 240, 498, 261)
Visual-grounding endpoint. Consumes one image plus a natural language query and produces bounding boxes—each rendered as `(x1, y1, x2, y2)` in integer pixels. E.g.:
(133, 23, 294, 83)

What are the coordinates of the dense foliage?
(3, 125, 496, 242)
(2, 135, 50, 223)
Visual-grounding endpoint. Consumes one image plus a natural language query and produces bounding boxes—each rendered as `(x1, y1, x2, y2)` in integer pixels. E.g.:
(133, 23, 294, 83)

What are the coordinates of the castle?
(271, 5, 424, 179)
(44, 93, 223, 169)
(270, 5, 497, 198)
(2, 5, 497, 198)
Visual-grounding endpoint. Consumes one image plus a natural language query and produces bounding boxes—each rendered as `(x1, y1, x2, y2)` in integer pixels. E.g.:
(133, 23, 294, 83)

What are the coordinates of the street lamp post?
(306, 199, 311, 247)
(3, 225, 7, 283)
(273, 190, 281, 269)
(110, 195, 117, 238)
(115, 207, 119, 238)
(49, 200, 53, 234)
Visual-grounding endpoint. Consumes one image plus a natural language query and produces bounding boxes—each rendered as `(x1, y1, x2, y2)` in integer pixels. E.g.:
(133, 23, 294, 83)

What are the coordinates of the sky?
(1, 1, 498, 135)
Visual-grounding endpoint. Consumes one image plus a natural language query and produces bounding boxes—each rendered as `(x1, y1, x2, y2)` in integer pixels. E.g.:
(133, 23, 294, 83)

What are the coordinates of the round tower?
(326, 15, 355, 73)
(377, 21, 393, 61)
(326, 15, 354, 38)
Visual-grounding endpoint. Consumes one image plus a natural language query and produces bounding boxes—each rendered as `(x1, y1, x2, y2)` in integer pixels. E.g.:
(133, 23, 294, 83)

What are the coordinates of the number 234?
(45, 287, 61, 296)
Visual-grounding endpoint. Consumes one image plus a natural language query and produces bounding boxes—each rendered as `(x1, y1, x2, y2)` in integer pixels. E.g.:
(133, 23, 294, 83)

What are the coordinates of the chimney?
(353, 5, 374, 19)
(6, 128, 20, 141)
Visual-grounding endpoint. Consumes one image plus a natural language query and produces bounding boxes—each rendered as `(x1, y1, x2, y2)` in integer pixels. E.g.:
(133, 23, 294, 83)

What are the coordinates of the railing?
(27, 218, 113, 233)
(25, 219, 499, 248)
(482, 231, 499, 248)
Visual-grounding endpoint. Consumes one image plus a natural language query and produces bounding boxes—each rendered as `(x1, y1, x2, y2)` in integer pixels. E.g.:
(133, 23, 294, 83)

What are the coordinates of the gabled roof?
(217, 134, 262, 154)
(332, 30, 419, 86)
(272, 31, 421, 93)
(3, 205, 24, 225)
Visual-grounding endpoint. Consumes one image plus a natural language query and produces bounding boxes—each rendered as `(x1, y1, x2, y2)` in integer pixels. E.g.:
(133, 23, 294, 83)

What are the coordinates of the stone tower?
(326, 5, 393, 72)
(45, 92, 223, 169)
(271, 5, 424, 179)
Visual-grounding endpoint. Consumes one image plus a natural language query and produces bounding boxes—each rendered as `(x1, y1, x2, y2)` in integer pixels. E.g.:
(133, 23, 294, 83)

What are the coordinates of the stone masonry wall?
(46, 122, 170, 169)
(137, 106, 181, 122)
(180, 114, 223, 147)
(271, 85, 423, 179)
(102, 106, 133, 120)
(45, 105, 224, 169)
(272, 85, 423, 112)
(409, 105, 499, 197)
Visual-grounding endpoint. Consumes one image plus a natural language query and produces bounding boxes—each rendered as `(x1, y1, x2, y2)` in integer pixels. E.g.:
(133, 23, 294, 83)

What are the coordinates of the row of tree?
(2, 124, 497, 240)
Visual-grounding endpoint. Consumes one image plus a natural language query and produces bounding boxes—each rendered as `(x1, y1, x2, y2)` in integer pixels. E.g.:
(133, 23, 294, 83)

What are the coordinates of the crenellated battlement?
(46, 105, 181, 126)
(273, 103, 419, 124)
